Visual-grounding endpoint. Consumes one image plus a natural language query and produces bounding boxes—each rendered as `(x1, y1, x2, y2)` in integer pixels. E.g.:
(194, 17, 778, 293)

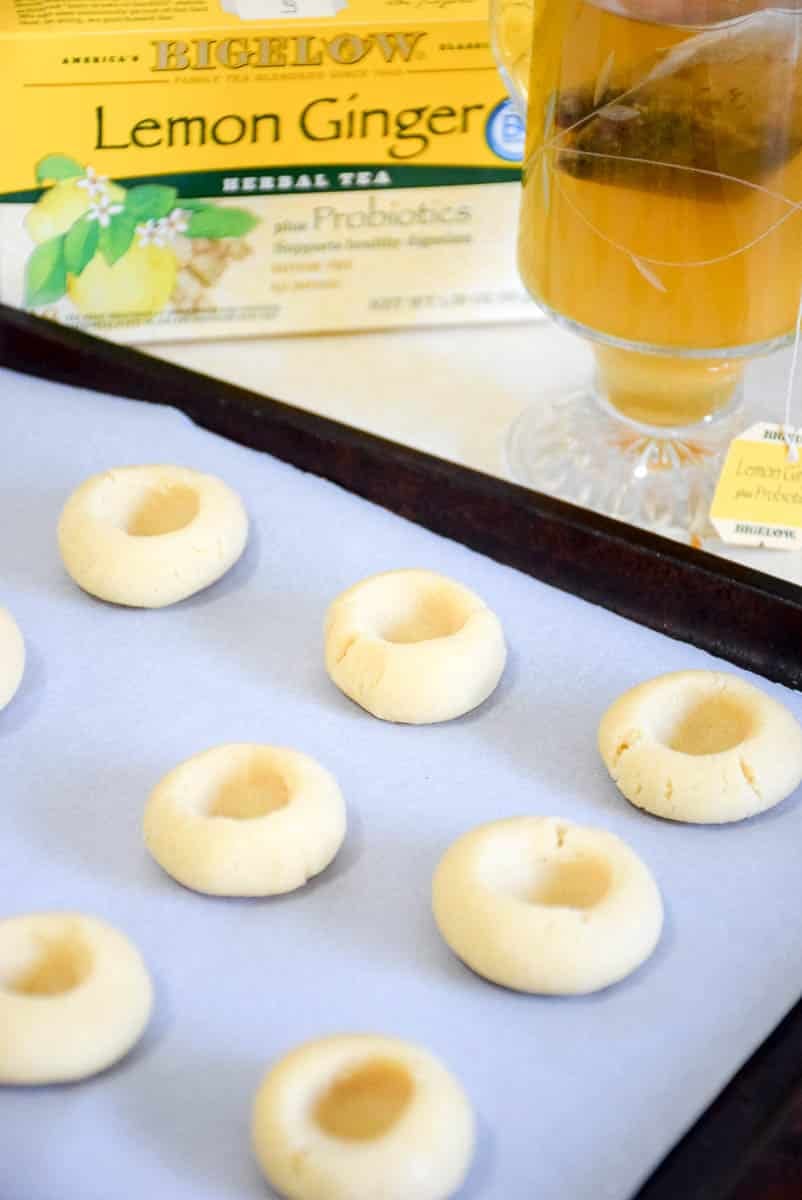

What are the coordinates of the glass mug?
(491, 1, 802, 537)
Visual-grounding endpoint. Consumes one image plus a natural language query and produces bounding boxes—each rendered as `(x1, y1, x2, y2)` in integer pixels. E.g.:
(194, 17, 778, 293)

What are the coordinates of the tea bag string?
(783, 281, 802, 464)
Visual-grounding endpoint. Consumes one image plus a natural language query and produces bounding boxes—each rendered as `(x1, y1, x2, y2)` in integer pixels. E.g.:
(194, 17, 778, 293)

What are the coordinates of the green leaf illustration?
(99, 212, 137, 265)
(174, 199, 211, 211)
(25, 235, 67, 307)
(124, 185, 178, 221)
(186, 207, 258, 238)
(35, 154, 84, 183)
(64, 215, 99, 277)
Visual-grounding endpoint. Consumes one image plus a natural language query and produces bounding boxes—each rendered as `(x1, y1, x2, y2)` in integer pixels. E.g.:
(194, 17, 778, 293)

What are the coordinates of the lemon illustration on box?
(24, 155, 258, 324)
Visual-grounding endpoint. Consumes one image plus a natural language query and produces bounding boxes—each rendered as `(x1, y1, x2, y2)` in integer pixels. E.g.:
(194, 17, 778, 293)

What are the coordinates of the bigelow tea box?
(0, 0, 535, 342)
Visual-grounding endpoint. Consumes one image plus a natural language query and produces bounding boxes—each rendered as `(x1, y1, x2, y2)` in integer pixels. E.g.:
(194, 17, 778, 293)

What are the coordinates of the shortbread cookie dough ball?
(251, 1034, 475, 1200)
(324, 570, 506, 724)
(58, 464, 248, 608)
(144, 744, 346, 896)
(599, 670, 802, 824)
(0, 608, 24, 711)
(0, 912, 153, 1084)
(432, 817, 663, 995)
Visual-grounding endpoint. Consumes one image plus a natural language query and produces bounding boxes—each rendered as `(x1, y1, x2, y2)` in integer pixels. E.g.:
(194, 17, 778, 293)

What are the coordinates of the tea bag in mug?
(556, 10, 802, 190)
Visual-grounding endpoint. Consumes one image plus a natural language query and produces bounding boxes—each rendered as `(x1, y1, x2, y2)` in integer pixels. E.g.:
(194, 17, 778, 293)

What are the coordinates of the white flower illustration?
(136, 218, 167, 247)
(138, 210, 189, 247)
(166, 208, 189, 235)
(76, 166, 110, 199)
(87, 194, 124, 227)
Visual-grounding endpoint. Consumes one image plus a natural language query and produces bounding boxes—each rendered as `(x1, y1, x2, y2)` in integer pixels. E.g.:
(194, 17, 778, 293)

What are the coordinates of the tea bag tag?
(710, 281, 802, 549)
(710, 423, 802, 549)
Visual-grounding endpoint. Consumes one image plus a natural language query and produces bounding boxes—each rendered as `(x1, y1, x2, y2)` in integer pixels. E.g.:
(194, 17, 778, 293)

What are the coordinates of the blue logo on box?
(485, 99, 526, 163)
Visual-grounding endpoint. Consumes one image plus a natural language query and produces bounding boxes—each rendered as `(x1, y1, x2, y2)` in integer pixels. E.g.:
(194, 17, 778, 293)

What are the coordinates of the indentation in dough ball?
(209, 758, 290, 821)
(126, 484, 200, 537)
(526, 857, 612, 909)
(377, 590, 469, 645)
(655, 692, 755, 756)
(314, 1058, 415, 1141)
(3, 929, 92, 997)
(479, 827, 612, 910)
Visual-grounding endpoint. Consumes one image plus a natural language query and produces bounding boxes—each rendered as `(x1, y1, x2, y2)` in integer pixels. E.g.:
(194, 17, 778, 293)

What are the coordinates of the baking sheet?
(153, 325, 802, 587)
(2, 366, 802, 1200)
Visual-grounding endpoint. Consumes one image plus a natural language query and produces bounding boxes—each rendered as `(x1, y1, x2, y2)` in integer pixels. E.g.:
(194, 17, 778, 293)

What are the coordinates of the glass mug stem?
(593, 346, 745, 429)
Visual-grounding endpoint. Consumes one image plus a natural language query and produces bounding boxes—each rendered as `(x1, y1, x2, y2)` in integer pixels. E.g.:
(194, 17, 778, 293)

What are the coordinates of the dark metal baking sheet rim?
(3, 303, 802, 1200)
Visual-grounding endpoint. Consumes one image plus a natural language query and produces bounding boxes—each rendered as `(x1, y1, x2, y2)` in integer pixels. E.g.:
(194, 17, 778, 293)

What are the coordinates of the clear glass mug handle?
(489, 0, 533, 120)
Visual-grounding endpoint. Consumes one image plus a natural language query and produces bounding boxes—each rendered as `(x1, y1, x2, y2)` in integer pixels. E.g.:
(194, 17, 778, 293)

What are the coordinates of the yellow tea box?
(0, 0, 535, 342)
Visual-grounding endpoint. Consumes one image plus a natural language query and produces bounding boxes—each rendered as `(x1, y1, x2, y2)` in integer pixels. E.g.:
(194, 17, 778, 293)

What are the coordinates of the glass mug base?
(506, 384, 747, 544)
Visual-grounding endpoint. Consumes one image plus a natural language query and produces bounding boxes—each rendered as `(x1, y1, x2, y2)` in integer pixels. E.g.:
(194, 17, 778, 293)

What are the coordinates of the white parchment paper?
(1, 367, 801, 1200)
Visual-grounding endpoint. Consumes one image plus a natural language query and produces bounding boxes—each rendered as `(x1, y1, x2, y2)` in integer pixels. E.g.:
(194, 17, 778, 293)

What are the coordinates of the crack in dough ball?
(144, 744, 346, 896)
(251, 1034, 475, 1200)
(0, 608, 24, 712)
(599, 670, 802, 824)
(432, 817, 663, 995)
(0, 912, 153, 1084)
(324, 570, 506, 724)
(58, 465, 248, 608)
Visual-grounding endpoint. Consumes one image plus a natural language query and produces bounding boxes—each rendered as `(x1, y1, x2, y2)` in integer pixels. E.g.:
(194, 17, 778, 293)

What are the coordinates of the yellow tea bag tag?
(710, 422, 802, 549)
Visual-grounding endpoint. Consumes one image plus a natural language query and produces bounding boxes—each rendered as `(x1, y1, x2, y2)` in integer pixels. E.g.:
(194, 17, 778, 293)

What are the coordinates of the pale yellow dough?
(251, 1034, 475, 1200)
(324, 569, 506, 724)
(0, 912, 153, 1084)
(58, 464, 248, 608)
(598, 670, 802, 824)
(0, 608, 24, 711)
(144, 744, 346, 896)
(432, 817, 663, 995)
